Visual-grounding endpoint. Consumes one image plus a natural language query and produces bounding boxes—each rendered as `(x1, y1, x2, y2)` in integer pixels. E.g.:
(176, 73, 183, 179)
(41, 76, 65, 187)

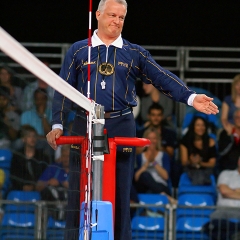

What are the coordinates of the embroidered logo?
(118, 61, 128, 68)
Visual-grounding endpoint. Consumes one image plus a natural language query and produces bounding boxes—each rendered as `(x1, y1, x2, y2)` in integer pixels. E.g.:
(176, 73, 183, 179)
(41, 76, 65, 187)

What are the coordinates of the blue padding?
(79, 201, 113, 240)
(92, 230, 109, 240)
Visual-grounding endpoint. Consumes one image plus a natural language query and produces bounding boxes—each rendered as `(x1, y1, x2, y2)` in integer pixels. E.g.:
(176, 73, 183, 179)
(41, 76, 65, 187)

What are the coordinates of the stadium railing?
(1, 199, 239, 240)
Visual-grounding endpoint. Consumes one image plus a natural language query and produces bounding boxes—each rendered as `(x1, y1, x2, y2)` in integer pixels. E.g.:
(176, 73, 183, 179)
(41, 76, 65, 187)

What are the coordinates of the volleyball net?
(0, 27, 150, 240)
(0, 26, 99, 239)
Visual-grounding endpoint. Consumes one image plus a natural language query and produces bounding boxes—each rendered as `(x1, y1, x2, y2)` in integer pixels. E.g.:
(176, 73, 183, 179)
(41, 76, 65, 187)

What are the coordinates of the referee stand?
(56, 105, 150, 240)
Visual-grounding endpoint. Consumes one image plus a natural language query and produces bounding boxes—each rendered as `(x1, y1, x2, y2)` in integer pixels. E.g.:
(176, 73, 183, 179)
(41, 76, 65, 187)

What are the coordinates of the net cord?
(0, 27, 94, 113)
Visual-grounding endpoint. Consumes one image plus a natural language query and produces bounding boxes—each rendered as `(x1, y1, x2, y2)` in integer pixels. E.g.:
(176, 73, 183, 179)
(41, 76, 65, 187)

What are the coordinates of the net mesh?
(0, 28, 93, 239)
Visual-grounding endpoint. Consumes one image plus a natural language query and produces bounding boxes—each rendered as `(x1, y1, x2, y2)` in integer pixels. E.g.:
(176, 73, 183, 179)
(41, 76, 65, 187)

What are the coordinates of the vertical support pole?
(35, 202, 44, 239)
(92, 105, 105, 200)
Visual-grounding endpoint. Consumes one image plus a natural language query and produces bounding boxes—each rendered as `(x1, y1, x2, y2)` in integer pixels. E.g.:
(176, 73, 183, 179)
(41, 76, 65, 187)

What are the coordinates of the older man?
(46, 0, 218, 239)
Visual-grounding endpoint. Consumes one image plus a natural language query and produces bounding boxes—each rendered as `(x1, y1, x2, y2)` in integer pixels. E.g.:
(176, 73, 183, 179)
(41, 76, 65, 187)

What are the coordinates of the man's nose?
(113, 16, 120, 24)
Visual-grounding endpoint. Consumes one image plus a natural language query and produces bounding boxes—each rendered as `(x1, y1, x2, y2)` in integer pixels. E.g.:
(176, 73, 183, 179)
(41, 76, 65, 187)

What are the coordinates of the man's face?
(96, 0, 126, 39)
(148, 109, 163, 127)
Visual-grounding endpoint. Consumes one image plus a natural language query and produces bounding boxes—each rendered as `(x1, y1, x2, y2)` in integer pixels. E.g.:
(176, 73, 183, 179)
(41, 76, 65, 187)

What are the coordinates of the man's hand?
(46, 128, 63, 150)
(193, 94, 219, 115)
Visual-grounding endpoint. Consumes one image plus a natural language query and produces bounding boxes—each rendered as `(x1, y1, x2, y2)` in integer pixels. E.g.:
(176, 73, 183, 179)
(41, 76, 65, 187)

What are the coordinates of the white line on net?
(0, 27, 94, 113)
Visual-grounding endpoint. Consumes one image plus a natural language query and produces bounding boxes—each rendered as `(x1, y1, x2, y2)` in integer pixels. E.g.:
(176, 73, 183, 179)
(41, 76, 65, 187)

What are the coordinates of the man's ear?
(96, 10, 101, 20)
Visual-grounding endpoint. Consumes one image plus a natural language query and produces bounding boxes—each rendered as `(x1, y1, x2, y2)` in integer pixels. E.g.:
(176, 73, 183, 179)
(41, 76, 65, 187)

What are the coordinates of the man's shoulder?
(122, 38, 146, 52)
(71, 39, 88, 49)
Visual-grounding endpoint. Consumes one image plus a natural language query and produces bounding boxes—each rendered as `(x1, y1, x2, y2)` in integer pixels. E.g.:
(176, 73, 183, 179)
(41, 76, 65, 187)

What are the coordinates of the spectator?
(211, 157, 240, 220)
(0, 66, 22, 113)
(139, 82, 174, 128)
(218, 109, 240, 172)
(21, 60, 54, 111)
(133, 128, 176, 203)
(36, 144, 69, 220)
(179, 116, 217, 185)
(0, 86, 20, 149)
(21, 88, 52, 138)
(10, 125, 51, 191)
(36, 144, 69, 195)
(221, 74, 240, 133)
(137, 103, 177, 159)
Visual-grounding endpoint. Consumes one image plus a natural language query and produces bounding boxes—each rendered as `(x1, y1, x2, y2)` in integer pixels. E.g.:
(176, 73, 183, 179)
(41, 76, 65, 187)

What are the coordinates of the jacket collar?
(91, 29, 123, 48)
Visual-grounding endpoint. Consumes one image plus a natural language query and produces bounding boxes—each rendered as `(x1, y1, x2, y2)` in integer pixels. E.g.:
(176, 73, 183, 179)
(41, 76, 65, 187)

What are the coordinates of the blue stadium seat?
(4, 190, 40, 213)
(176, 216, 210, 240)
(178, 173, 217, 201)
(177, 193, 215, 218)
(132, 216, 165, 240)
(47, 217, 66, 240)
(138, 193, 169, 215)
(0, 212, 35, 240)
(0, 149, 12, 170)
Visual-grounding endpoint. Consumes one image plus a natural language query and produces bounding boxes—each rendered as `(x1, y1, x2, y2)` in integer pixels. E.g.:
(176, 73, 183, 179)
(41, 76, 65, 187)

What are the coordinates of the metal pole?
(92, 105, 105, 200)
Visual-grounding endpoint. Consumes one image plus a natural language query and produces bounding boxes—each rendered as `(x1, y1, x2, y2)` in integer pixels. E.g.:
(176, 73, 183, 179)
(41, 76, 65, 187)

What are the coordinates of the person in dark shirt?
(179, 116, 217, 185)
(137, 103, 177, 159)
(10, 125, 51, 191)
(218, 109, 240, 172)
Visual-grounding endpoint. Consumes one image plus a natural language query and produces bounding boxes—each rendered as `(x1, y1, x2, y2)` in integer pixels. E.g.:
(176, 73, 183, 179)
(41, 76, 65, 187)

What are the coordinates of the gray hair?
(98, 0, 127, 13)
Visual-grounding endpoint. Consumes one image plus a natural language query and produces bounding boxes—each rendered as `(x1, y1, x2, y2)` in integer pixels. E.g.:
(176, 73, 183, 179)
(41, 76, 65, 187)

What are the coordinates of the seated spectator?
(0, 86, 20, 149)
(21, 60, 54, 111)
(221, 74, 240, 133)
(202, 158, 240, 240)
(10, 125, 51, 191)
(36, 144, 70, 220)
(211, 157, 240, 220)
(179, 116, 217, 185)
(218, 109, 240, 172)
(139, 82, 174, 128)
(36, 144, 69, 197)
(136, 103, 177, 159)
(0, 66, 22, 113)
(21, 88, 52, 138)
(133, 128, 176, 203)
